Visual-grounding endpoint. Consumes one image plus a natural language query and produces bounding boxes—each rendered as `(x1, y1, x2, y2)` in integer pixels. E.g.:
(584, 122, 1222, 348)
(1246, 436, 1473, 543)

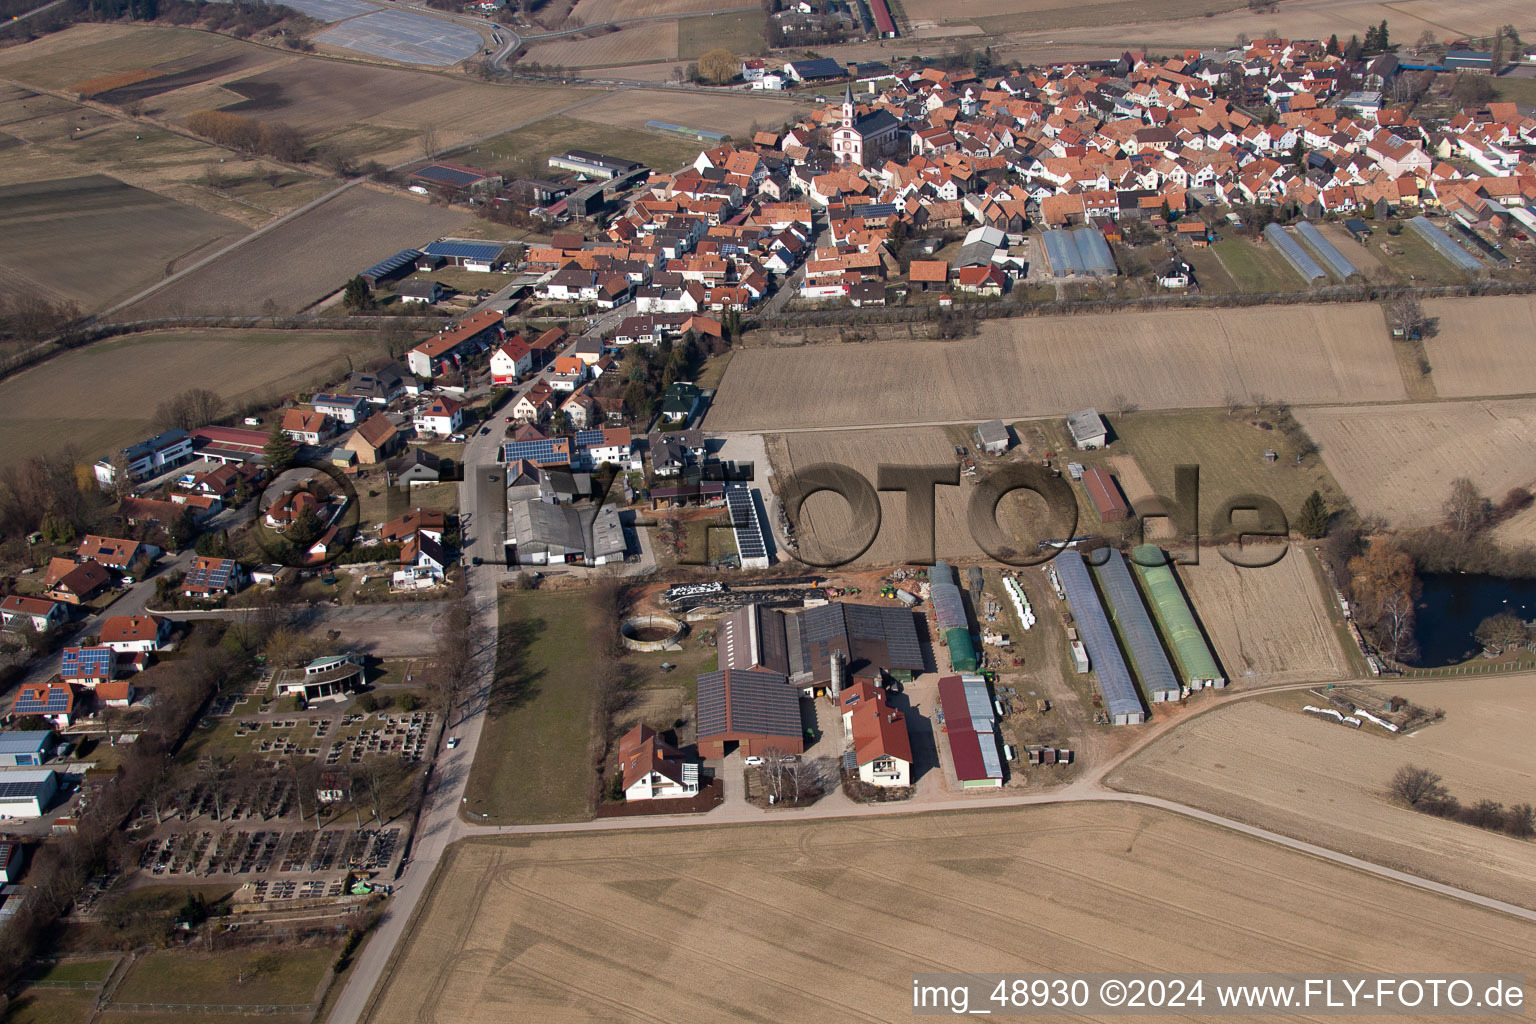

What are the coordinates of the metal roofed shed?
(975, 419, 1010, 454)
(1066, 408, 1106, 450)
(1294, 221, 1360, 281)
(1090, 549, 1181, 703)
(1054, 549, 1145, 724)
(361, 248, 423, 288)
(1081, 467, 1129, 524)
(0, 731, 53, 768)
(421, 239, 506, 270)
(1263, 223, 1325, 284)
(408, 163, 494, 191)
(1131, 544, 1225, 689)
(1407, 216, 1483, 274)
(937, 674, 1003, 787)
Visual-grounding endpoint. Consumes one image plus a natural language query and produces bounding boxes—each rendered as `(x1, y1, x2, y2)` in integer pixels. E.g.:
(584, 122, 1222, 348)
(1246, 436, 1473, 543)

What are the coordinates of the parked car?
(447, 737, 460, 749)
(743, 755, 765, 766)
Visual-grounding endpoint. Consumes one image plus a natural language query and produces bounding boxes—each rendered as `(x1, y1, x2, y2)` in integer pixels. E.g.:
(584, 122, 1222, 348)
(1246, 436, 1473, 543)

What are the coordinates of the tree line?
(185, 110, 307, 164)
(1390, 765, 1535, 839)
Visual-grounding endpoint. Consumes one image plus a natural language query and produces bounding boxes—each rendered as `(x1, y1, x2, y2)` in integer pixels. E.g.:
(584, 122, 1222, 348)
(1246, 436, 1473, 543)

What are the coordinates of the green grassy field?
(1111, 408, 1350, 528)
(454, 115, 702, 179)
(1180, 244, 1240, 294)
(111, 947, 335, 1008)
(463, 588, 600, 824)
(1375, 222, 1472, 286)
(1493, 75, 1536, 107)
(676, 10, 765, 59)
(0, 990, 97, 1024)
(1208, 237, 1305, 292)
(26, 960, 116, 987)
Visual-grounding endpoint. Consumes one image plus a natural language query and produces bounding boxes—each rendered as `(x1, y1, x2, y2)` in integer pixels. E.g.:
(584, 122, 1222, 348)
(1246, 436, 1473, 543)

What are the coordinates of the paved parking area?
(317, 10, 483, 66)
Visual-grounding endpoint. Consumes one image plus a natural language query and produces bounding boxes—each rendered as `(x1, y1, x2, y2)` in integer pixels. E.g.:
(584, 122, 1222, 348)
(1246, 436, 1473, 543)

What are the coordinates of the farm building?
(930, 561, 976, 672)
(718, 601, 923, 695)
(1131, 545, 1225, 689)
(407, 163, 497, 195)
(421, 239, 506, 271)
(975, 419, 1011, 454)
(1040, 228, 1116, 278)
(696, 668, 805, 758)
(784, 58, 844, 82)
(360, 249, 424, 289)
(936, 674, 1003, 787)
(0, 769, 58, 819)
(839, 680, 911, 786)
(547, 150, 644, 180)
(1090, 550, 1181, 703)
(1081, 468, 1129, 523)
(1067, 408, 1106, 449)
(507, 500, 625, 566)
(1054, 550, 1145, 724)
(618, 724, 698, 801)
(1263, 223, 1325, 284)
(1407, 216, 1483, 273)
(725, 489, 771, 570)
(1443, 50, 1492, 72)
(0, 732, 52, 768)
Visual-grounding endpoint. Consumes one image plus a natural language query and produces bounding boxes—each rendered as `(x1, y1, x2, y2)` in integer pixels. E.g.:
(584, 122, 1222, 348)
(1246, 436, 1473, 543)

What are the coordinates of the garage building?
(0, 769, 58, 819)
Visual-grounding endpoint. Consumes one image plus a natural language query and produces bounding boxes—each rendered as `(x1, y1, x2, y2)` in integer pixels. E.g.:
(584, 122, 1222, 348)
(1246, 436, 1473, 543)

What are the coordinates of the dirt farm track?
(364, 804, 1536, 1023)
(708, 304, 1406, 431)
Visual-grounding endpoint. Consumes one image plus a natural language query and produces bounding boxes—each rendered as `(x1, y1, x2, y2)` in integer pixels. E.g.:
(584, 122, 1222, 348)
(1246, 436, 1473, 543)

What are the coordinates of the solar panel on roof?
(362, 249, 423, 280)
(62, 647, 113, 676)
(726, 490, 767, 560)
(574, 429, 606, 449)
(423, 240, 505, 262)
(14, 688, 70, 713)
(502, 439, 571, 466)
(0, 776, 54, 800)
(412, 165, 485, 188)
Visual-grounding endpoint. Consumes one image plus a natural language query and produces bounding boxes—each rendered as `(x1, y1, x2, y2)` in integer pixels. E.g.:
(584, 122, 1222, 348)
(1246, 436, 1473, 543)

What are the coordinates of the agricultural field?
(710, 304, 1404, 431)
(1109, 408, 1350, 529)
(1421, 294, 1536, 398)
(0, 328, 380, 468)
(572, 88, 801, 139)
(461, 588, 601, 824)
(676, 10, 765, 59)
(112, 946, 336, 1007)
(453, 114, 701, 182)
(364, 803, 1536, 1023)
(522, 22, 678, 67)
(1108, 686, 1536, 908)
(1296, 399, 1536, 529)
(569, 0, 728, 22)
(1180, 548, 1354, 685)
(114, 186, 471, 318)
(0, 174, 245, 310)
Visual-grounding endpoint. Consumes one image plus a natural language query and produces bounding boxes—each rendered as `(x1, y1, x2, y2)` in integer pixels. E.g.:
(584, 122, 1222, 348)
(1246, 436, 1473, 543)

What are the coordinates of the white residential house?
(413, 396, 464, 437)
(618, 724, 698, 801)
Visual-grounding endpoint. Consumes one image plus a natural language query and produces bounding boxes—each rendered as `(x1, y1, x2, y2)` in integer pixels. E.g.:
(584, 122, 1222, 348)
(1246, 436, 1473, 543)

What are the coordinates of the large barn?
(696, 668, 804, 758)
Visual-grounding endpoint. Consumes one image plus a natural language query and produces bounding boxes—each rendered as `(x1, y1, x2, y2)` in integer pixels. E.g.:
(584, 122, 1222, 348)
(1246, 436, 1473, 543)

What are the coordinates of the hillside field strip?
(1421, 294, 1536, 398)
(522, 22, 678, 67)
(0, 329, 379, 467)
(709, 304, 1404, 431)
(364, 804, 1536, 1023)
(676, 10, 765, 58)
(569, 0, 729, 21)
(0, 25, 584, 166)
(572, 89, 803, 139)
(114, 186, 472, 318)
(0, 174, 245, 310)
(1180, 549, 1353, 685)
(1107, 688, 1536, 909)
(1295, 399, 1536, 529)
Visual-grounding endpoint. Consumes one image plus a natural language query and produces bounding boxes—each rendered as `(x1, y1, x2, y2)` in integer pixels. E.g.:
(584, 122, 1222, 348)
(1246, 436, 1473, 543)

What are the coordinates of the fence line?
(107, 1003, 315, 1014)
(1394, 659, 1536, 678)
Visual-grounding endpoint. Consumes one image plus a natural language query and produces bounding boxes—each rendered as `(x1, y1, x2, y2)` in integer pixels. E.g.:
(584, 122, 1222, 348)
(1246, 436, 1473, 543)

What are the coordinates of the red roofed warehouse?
(696, 668, 805, 759)
(1081, 467, 1130, 523)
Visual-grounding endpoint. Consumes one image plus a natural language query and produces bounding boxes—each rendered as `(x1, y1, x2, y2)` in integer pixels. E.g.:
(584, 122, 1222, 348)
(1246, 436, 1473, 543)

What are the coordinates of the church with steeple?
(830, 84, 900, 167)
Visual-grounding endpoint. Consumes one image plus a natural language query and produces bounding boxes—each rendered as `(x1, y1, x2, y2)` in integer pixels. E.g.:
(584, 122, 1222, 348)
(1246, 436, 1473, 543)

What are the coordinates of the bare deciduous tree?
(1389, 764, 1445, 807)
(1387, 294, 1427, 339)
(1442, 476, 1489, 535)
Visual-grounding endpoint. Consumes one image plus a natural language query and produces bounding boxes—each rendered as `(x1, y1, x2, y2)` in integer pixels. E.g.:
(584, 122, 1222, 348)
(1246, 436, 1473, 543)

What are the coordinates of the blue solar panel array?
(726, 489, 767, 561)
(574, 429, 606, 450)
(14, 686, 71, 714)
(184, 558, 236, 591)
(412, 165, 486, 188)
(1264, 223, 1326, 283)
(362, 249, 422, 281)
(423, 239, 505, 262)
(61, 647, 114, 678)
(501, 439, 571, 466)
(1055, 550, 1144, 723)
(1294, 221, 1360, 280)
(1408, 216, 1483, 273)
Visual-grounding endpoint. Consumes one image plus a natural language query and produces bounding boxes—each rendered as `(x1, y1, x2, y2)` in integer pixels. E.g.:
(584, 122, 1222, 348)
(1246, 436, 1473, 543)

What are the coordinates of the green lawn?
(1493, 75, 1536, 106)
(26, 959, 116, 987)
(1181, 244, 1240, 294)
(1111, 408, 1351, 530)
(111, 947, 334, 1007)
(0, 991, 97, 1024)
(677, 10, 765, 59)
(463, 588, 600, 824)
(1375, 222, 1471, 286)
(1209, 237, 1306, 292)
(448, 115, 701, 180)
